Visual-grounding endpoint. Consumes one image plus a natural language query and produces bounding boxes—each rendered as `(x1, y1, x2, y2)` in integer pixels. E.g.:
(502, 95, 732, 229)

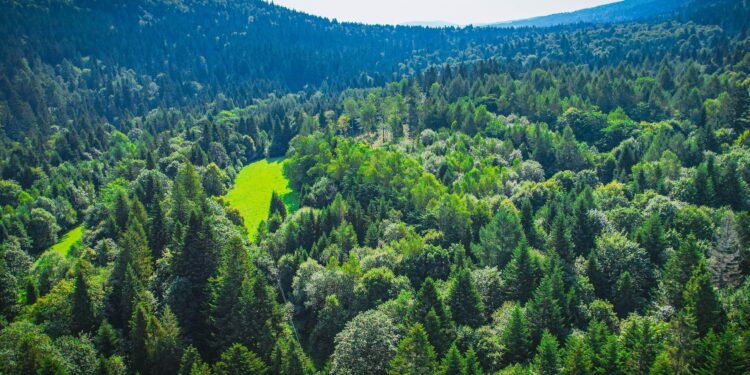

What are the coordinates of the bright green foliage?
(440, 344, 466, 375)
(562, 335, 593, 375)
(214, 343, 268, 375)
(225, 159, 298, 238)
(388, 323, 437, 375)
(533, 331, 560, 375)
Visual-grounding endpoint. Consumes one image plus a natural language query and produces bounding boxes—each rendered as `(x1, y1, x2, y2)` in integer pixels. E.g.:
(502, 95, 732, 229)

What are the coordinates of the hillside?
(1, 0, 750, 374)
(491, 0, 688, 27)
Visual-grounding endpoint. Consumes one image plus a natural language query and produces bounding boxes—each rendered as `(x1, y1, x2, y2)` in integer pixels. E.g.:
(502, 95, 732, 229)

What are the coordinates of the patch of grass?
(50, 226, 83, 257)
(225, 158, 299, 238)
(33, 225, 83, 269)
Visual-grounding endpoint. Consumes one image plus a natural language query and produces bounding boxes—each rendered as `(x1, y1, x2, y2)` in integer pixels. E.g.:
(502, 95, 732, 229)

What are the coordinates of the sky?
(269, 0, 620, 26)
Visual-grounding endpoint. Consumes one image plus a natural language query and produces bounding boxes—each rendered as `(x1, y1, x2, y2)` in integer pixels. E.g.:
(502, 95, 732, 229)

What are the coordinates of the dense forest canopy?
(1, 0, 750, 374)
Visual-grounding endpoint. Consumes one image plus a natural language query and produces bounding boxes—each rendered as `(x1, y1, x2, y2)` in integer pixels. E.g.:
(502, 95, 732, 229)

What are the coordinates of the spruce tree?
(684, 259, 724, 336)
(635, 213, 667, 266)
(464, 348, 483, 375)
(270, 191, 288, 220)
(71, 262, 97, 335)
(440, 344, 465, 375)
(213, 343, 268, 375)
(661, 236, 702, 309)
(709, 213, 742, 289)
(388, 323, 437, 375)
(502, 305, 531, 365)
(533, 330, 560, 375)
(447, 269, 484, 328)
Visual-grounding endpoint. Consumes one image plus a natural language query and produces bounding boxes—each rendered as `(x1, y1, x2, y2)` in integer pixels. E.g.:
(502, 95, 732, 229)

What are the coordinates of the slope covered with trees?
(1, 0, 750, 374)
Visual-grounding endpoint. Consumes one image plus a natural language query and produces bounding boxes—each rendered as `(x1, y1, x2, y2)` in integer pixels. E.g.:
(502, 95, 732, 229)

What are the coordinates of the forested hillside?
(1, 0, 750, 374)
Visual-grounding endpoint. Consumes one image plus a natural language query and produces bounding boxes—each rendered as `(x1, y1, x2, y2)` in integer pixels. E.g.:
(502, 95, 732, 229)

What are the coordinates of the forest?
(1, 0, 750, 374)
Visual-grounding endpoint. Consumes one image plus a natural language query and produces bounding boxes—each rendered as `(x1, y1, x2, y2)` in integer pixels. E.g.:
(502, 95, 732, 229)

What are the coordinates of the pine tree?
(684, 259, 724, 336)
(148, 201, 169, 260)
(520, 198, 540, 248)
(548, 214, 575, 265)
(147, 307, 183, 375)
(661, 237, 702, 309)
(71, 262, 97, 335)
(472, 200, 525, 268)
(526, 274, 565, 344)
(130, 303, 152, 375)
(388, 323, 437, 375)
(447, 269, 484, 328)
(571, 188, 595, 256)
(213, 343, 268, 375)
(270, 333, 314, 375)
(635, 213, 667, 266)
(709, 213, 742, 289)
(440, 344, 466, 375)
(533, 330, 560, 375)
(503, 245, 538, 303)
(179, 346, 208, 375)
(562, 335, 593, 375)
(464, 348, 483, 375)
(270, 191, 288, 220)
(502, 305, 531, 365)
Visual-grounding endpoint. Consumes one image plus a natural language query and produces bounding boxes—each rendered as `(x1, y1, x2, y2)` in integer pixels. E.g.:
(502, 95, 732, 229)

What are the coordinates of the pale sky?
(269, 0, 620, 26)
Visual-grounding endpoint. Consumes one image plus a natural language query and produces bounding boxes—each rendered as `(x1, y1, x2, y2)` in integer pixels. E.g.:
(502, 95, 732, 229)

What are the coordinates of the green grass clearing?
(33, 225, 83, 269)
(225, 158, 299, 238)
(50, 226, 83, 257)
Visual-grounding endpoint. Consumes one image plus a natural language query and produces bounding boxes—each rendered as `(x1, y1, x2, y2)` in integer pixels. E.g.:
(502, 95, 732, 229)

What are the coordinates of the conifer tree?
(533, 330, 560, 375)
(270, 191, 288, 220)
(684, 259, 724, 336)
(661, 236, 702, 309)
(635, 213, 667, 266)
(71, 262, 97, 335)
(709, 213, 742, 289)
(472, 200, 525, 268)
(388, 323, 437, 375)
(447, 269, 484, 328)
(213, 343, 268, 375)
(526, 274, 565, 344)
(130, 303, 152, 375)
(464, 348, 483, 375)
(440, 344, 466, 375)
(503, 245, 538, 303)
(502, 305, 532, 365)
(562, 335, 593, 375)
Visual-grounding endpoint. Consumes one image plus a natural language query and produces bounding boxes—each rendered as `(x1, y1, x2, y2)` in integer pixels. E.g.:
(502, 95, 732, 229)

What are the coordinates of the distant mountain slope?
(489, 0, 688, 28)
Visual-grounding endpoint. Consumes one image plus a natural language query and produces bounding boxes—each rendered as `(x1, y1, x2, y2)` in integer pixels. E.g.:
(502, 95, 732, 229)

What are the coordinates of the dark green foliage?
(71, 263, 97, 335)
(440, 344, 466, 375)
(447, 269, 485, 328)
(502, 305, 532, 365)
(1, 0, 750, 372)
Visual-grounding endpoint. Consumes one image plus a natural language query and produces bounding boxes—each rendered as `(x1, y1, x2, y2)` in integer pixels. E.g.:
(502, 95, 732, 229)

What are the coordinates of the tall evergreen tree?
(533, 330, 560, 375)
(388, 323, 437, 375)
(440, 344, 466, 375)
(502, 305, 532, 365)
(684, 259, 724, 336)
(709, 213, 743, 289)
(447, 269, 484, 328)
(71, 262, 97, 335)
